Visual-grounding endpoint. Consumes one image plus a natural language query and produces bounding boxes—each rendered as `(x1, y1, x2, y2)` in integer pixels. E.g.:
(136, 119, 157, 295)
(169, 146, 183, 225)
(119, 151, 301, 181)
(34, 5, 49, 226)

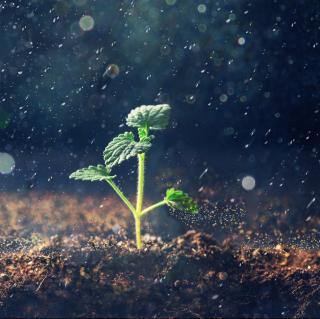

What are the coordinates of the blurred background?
(0, 0, 319, 239)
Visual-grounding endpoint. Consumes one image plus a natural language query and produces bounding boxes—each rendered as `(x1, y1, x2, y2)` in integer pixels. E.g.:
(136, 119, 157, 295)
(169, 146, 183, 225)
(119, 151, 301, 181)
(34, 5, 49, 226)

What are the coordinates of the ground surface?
(0, 193, 319, 318)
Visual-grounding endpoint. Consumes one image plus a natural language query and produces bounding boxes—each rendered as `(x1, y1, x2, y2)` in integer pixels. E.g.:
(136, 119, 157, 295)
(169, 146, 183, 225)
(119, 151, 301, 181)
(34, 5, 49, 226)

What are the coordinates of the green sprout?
(70, 104, 198, 249)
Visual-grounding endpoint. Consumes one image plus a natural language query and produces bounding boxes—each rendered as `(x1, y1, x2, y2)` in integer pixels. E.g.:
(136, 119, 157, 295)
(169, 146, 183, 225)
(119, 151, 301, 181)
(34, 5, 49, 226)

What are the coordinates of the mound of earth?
(0, 193, 319, 317)
(0, 230, 318, 318)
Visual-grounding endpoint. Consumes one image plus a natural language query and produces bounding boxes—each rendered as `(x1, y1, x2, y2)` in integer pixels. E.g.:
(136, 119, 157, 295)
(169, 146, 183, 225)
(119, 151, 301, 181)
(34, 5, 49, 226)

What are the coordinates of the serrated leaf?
(103, 132, 151, 167)
(165, 188, 199, 214)
(126, 104, 171, 130)
(69, 165, 115, 182)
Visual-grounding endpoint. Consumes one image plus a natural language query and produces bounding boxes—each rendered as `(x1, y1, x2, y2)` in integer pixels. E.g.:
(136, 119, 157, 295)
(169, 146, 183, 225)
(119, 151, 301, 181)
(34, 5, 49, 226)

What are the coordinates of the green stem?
(106, 180, 136, 217)
(135, 217, 142, 249)
(136, 153, 145, 214)
(135, 153, 145, 249)
(140, 199, 167, 217)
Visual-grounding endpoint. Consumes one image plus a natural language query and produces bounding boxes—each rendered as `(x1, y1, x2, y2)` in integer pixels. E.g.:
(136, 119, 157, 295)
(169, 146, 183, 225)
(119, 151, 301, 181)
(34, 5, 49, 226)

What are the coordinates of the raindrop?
(306, 198, 316, 209)
(186, 94, 196, 104)
(160, 44, 171, 56)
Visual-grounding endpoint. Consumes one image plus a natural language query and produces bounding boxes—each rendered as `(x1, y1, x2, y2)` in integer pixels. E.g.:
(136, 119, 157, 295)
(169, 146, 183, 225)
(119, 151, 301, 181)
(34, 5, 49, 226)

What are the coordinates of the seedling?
(70, 104, 198, 249)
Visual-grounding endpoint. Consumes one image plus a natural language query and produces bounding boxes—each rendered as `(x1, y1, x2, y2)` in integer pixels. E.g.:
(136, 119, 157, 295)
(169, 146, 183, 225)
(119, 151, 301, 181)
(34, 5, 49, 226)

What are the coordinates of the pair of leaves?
(165, 188, 198, 214)
(69, 131, 149, 181)
(103, 104, 171, 167)
(70, 104, 171, 182)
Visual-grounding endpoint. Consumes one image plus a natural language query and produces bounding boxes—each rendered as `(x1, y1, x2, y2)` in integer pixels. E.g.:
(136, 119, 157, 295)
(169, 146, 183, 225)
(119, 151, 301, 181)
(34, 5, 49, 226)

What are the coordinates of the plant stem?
(140, 199, 167, 217)
(135, 153, 145, 248)
(136, 153, 145, 214)
(106, 180, 136, 216)
(135, 216, 142, 249)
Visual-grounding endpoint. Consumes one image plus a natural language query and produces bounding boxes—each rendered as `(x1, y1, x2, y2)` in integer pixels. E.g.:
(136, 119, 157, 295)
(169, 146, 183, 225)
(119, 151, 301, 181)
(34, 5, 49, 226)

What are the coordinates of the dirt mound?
(0, 230, 319, 318)
(0, 193, 319, 317)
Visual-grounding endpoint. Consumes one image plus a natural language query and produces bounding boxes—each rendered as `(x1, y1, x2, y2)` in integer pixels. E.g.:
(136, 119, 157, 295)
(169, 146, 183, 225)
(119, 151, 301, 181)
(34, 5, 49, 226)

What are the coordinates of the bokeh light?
(0, 152, 15, 174)
(241, 176, 256, 191)
(79, 15, 95, 31)
(103, 64, 120, 79)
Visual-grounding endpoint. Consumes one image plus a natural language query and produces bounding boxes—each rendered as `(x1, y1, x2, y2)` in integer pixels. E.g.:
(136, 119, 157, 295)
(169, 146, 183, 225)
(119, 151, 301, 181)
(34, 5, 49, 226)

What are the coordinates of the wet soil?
(0, 193, 319, 318)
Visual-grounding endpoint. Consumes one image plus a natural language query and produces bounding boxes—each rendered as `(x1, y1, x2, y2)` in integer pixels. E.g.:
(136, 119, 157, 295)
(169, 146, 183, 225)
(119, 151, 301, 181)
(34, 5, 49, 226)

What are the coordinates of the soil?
(0, 193, 319, 318)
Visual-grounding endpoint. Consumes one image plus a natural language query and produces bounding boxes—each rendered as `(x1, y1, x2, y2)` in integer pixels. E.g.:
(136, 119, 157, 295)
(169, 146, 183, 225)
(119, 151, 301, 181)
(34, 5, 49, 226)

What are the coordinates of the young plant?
(70, 104, 198, 249)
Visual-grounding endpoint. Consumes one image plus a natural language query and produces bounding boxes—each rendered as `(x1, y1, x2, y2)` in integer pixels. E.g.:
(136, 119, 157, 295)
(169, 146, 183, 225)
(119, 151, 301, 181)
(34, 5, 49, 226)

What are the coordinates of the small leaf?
(103, 132, 151, 167)
(165, 188, 198, 214)
(138, 127, 148, 141)
(126, 104, 171, 130)
(69, 165, 115, 182)
(138, 127, 154, 143)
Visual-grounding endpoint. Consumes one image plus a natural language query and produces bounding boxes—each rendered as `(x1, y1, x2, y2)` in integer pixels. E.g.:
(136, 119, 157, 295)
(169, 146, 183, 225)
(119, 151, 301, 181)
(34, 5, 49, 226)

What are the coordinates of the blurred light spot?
(0, 152, 15, 174)
(198, 23, 207, 32)
(240, 95, 247, 103)
(223, 127, 235, 136)
(73, 0, 87, 6)
(79, 15, 95, 31)
(197, 4, 207, 13)
(228, 13, 236, 21)
(0, 108, 10, 129)
(165, 0, 177, 5)
(238, 37, 246, 45)
(103, 64, 120, 79)
(241, 175, 256, 191)
(219, 94, 228, 102)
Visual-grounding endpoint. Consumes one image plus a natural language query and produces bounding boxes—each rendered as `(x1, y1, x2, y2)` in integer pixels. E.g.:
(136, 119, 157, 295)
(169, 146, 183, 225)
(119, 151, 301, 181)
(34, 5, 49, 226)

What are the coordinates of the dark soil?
(0, 193, 319, 318)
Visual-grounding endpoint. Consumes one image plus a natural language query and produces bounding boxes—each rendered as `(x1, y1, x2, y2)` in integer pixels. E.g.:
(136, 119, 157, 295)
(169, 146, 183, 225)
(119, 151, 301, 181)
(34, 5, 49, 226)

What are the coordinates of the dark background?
(0, 0, 319, 223)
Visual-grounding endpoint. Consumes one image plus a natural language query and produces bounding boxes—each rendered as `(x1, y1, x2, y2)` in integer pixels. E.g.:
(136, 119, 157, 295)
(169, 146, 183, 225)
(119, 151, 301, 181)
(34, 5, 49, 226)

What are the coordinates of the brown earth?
(0, 193, 319, 318)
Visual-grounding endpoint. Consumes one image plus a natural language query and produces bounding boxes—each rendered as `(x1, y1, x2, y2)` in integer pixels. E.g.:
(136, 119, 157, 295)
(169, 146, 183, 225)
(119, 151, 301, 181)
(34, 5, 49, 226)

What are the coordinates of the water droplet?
(160, 44, 171, 56)
(186, 94, 196, 104)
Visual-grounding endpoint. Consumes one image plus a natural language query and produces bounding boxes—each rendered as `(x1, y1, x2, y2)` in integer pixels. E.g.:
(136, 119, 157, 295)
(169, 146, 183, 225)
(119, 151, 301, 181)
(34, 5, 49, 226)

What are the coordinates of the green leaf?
(126, 104, 171, 130)
(165, 188, 199, 214)
(103, 132, 151, 167)
(69, 165, 115, 182)
(138, 127, 154, 142)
